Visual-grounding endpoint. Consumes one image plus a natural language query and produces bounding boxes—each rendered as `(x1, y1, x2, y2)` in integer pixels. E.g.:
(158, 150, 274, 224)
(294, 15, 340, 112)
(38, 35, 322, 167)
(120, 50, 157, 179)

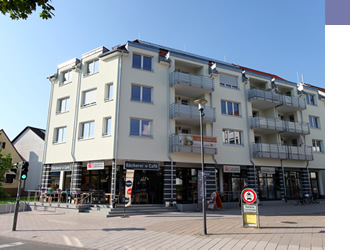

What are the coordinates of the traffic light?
(21, 161, 29, 180)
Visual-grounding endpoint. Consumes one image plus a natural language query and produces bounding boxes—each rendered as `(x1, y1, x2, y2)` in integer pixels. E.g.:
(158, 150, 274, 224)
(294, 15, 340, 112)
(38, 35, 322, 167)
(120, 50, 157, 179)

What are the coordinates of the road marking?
(0, 242, 25, 248)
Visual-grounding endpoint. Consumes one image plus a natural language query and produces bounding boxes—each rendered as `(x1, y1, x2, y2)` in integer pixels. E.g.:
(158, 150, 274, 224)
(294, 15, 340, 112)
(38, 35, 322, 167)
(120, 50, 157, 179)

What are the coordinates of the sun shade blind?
(83, 89, 97, 105)
(220, 74, 238, 88)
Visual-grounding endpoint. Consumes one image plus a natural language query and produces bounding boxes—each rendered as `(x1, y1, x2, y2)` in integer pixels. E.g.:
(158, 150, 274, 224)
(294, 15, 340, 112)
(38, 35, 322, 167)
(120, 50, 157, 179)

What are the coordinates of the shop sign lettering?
(124, 161, 160, 171)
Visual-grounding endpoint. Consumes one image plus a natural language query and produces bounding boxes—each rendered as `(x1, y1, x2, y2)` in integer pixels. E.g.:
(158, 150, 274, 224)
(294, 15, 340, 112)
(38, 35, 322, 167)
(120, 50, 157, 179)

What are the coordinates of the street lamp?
(194, 98, 208, 235)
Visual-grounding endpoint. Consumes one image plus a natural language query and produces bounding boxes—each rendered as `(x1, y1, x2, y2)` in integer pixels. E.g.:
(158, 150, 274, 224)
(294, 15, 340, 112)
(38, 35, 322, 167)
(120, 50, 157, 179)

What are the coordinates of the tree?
(0, 148, 13, 199)
(0, 0, 55, 20)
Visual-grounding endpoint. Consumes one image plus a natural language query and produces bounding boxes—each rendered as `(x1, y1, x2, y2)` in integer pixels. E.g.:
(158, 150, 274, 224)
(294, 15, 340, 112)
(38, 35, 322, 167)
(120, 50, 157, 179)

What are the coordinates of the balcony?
(252, 143, 313, 161)
(251, 117, 310, 136)
(170, 103, 216, 125)
(170, 71, 214, 97)
(248, 89, 306, 112)
(171, 134, 217, 155)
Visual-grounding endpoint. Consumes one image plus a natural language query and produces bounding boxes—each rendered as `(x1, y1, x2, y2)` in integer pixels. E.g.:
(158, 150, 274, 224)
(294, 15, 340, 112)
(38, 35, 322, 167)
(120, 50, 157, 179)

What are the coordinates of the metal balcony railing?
(250, 117, 285, 132)
(170, 71, 214, 91)
(252, 143, 313, 161)
(171, 134, 217, 155)
(248, 89, 306, 110)
(248, 89, 281, 104)
(170, 103, 216, 123)
(251, 117, 310, 135)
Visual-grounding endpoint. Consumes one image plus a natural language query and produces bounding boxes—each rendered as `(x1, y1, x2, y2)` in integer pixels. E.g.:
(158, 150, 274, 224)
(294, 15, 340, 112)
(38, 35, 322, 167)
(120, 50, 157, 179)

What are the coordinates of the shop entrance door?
(284, 172, 301, 199)
(133, 169, 164, 204)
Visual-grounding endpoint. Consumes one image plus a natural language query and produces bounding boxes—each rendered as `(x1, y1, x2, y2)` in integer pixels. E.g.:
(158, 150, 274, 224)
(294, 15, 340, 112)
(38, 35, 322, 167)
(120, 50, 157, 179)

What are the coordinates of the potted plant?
(41, 188, 46, 193)
(57, 189, 62, 194)
(48, 187, 54, 194)
(75, 188, 81, 195)
(65, 188, 70, 195)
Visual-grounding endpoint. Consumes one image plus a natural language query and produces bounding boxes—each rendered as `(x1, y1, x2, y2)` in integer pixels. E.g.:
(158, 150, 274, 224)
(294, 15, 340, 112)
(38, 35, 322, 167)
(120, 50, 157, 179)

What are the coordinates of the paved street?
(0, 201, 325, 249)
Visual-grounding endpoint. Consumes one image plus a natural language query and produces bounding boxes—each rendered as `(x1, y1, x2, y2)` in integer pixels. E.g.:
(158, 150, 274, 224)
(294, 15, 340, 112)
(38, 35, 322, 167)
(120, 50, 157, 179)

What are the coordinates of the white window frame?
(54, 127, 67, 144)
(219, 73, 239, 89)
(132, 54, 153, 71)
(221, 100, 241, 117)
(309, 116, 321, 129)
(222, 129, 243, 146)
(131, 84, 153, 103)
(79, 121, 95, 140)
(105, 83, 113, 101)
(129, 118, 152, 138)
(306, 94, 316, 105)
(103, 117, 112, 136)
(312, 139, 324, 153)
(57, 97, 70, 114)
(86, 60, 99, 75)
(82, 88, 97, 107)
(61, 70, 72, 85)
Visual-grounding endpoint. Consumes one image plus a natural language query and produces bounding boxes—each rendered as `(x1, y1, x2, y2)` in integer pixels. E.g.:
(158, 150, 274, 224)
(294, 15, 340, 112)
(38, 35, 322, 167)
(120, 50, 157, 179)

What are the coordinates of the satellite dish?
(297, 83, 304, 92)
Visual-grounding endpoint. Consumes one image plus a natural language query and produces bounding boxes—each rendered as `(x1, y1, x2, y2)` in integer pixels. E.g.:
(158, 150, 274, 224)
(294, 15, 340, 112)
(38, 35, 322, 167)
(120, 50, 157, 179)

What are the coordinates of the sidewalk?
(0, 201, 325, 249)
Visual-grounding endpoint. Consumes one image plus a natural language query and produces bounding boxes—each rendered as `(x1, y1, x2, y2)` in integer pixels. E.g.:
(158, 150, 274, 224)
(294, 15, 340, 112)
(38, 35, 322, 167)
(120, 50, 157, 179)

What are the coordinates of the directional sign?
(242, 189, 257, 204)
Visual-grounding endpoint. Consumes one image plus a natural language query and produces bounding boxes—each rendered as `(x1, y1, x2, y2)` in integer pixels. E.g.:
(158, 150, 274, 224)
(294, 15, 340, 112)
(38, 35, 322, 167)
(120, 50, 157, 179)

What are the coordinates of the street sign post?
(241, 188, 260, 228)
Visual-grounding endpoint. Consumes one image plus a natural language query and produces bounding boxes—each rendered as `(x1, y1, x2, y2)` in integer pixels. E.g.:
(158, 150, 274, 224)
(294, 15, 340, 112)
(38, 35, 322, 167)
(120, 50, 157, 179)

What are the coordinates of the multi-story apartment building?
(43, 39, 325, 206)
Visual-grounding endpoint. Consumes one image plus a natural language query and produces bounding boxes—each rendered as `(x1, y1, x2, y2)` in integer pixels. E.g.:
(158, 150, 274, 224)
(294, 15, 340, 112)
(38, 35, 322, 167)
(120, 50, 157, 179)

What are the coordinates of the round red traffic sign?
(242, 189, 257, 204)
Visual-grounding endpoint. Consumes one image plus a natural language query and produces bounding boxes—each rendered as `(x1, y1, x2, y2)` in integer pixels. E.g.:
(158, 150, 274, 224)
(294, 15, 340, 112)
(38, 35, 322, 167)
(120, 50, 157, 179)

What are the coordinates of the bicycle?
(293, 194, 309, 206)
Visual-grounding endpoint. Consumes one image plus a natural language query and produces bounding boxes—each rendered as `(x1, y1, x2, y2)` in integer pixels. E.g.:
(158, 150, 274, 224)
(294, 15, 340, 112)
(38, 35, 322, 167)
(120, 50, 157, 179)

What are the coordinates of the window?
(220, 73, 239, 89)
(103, 117, 112, 136)
(131, 85, 152, 103)
(312, 140, 323, 152)
(0, 142, 5, 149)
(306, 94, 316, 105)
(105, 83, 113, 101)
(61, 70, 72, 85)
(222, 129, 243, 145)
(309, 116, 320, 128)
(82, 89, 97, 107)
(86, 60, 99, 75)
(5, 174, 16, 184)
(130, 118, 152, 137)
(57, 97, 70, 113)
(80, 121, 95, 139)
(221, 100, 240, 116)
(132, 54, 152, 71)
(54, 127, 67, 144)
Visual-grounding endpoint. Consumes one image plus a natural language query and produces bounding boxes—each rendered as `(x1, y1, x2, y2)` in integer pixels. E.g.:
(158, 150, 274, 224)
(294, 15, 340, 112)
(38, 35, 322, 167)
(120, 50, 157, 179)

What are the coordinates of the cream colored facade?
(43, 40, 325, 205)
(0, 129, 24, 196)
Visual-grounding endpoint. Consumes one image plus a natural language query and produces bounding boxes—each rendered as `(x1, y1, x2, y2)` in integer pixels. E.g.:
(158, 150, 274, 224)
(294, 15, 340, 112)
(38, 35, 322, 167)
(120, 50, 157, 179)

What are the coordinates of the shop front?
(218, 165, 248, 202)
(258, 167, 281, 200)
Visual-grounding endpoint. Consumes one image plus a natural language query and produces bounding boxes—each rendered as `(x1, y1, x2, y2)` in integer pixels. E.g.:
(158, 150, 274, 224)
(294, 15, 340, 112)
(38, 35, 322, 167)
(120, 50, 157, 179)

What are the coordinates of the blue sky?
(0, 0, 325, 140)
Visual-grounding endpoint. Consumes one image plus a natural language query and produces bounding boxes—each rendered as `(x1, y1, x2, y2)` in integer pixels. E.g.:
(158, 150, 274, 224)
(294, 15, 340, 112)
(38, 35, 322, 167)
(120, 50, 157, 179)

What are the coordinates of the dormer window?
(86, 60, 99, 75)
(132, 54, 152, 71)
(61, 70, 72, 85)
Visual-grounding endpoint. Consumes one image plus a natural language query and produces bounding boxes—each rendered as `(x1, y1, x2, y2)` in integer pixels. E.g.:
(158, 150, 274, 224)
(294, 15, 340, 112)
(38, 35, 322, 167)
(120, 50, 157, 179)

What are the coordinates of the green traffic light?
(21, 174, 27, 180)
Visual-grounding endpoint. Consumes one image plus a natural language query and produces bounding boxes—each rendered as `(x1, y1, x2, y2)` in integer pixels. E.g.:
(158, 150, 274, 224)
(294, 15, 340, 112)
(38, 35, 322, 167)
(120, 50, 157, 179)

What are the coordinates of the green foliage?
(0, 148, 13, 199)
(0, 0, 55, 20)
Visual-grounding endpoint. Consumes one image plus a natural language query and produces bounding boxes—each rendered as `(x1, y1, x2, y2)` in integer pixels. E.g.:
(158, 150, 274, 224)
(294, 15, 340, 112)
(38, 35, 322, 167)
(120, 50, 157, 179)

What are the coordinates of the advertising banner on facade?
(179, 134, 217, 148)
(125, 170, 135, 207)
(223, 165, 241, 173)
(87, 161, 105, 170)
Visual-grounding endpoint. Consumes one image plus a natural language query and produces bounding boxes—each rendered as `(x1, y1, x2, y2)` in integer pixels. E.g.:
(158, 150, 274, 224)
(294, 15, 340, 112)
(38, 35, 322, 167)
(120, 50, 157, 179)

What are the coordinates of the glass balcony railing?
(248, 89, 306, 110)
(252, 143, 313, 161)
(170, 71, 214, 91)
(251, 117, 310, 135)
(170, 103, 216, 123)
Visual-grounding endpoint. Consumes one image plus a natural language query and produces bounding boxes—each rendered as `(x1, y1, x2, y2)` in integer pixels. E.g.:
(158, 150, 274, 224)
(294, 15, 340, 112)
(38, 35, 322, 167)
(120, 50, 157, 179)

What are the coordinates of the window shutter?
(220, 74, 238, 88)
